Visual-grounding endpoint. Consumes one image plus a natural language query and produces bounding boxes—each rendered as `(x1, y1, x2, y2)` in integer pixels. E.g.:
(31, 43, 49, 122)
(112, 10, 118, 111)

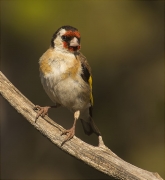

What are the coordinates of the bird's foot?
(61, 126, 75, 145)
(34, 105, 50, 121)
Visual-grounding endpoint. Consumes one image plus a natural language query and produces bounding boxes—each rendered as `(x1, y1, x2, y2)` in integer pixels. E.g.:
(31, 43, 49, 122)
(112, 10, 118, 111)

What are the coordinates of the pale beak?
(69, 37, 79, 47)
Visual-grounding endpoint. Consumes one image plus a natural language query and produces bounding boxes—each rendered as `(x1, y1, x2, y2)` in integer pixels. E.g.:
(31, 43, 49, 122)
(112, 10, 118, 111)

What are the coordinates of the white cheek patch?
(54, 36, 62, 46)
(54, 29, 66, 49)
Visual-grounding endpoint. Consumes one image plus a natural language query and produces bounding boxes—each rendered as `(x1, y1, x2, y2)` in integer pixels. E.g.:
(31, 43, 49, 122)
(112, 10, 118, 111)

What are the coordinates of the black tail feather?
(80, 117, 101, 136)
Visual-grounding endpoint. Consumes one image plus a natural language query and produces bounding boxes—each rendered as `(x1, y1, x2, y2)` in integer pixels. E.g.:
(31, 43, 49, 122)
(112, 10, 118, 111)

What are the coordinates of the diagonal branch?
(0, 71, 163, 180)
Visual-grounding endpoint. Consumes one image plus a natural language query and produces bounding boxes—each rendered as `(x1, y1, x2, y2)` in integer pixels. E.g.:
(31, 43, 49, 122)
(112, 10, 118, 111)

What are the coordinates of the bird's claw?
(34, 105, 50, 121)
(61, 127, 75, 145)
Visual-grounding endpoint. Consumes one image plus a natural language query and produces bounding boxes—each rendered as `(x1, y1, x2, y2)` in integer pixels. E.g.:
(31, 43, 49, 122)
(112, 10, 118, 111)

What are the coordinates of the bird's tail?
(80, 117, 101, 136)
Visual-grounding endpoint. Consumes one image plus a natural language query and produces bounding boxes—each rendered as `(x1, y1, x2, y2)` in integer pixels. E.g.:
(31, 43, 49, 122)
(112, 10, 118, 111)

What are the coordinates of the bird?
(34, 25, 105, 147)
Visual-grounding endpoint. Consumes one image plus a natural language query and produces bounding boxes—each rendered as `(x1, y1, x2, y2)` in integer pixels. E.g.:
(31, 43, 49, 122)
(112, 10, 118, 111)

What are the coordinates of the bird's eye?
(61, 35, 68, 41)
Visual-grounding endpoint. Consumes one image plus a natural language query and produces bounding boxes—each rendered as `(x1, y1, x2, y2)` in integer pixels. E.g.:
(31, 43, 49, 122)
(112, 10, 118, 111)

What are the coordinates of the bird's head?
(51, 25, 81, 53)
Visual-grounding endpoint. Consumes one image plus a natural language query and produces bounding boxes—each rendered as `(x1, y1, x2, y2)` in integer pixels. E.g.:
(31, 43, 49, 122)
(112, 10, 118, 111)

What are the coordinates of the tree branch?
(0, 71, 163, 180)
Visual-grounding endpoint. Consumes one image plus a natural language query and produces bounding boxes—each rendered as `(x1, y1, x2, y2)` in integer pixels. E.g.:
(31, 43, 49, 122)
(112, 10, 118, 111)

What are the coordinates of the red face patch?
(64, 30, 80, 39)
(68, 45, 81, 52)
(62, 30, 81, 52)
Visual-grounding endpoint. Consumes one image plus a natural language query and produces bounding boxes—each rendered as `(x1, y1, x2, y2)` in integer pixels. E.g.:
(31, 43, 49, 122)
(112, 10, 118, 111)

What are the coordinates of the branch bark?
(0, 71, 163, 180)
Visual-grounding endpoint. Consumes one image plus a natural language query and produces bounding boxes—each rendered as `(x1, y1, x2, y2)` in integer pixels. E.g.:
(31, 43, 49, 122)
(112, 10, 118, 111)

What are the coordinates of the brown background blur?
(1, 1, 164, 179)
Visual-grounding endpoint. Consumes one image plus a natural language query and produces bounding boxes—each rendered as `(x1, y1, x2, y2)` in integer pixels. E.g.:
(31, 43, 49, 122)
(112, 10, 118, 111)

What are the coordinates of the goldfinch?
(35, 25, 104, 146)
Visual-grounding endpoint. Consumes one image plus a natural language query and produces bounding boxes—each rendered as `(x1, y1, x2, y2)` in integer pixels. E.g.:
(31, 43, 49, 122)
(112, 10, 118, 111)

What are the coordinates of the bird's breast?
(39, 49, 81, 81)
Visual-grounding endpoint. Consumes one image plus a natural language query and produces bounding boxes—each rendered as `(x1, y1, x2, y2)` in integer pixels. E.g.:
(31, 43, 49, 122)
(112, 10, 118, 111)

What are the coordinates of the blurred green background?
(1, 0, 164, 179)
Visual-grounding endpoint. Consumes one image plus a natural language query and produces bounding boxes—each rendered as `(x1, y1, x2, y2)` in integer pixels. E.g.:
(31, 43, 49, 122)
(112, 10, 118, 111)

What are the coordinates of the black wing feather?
(80, 62, 90, 84)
